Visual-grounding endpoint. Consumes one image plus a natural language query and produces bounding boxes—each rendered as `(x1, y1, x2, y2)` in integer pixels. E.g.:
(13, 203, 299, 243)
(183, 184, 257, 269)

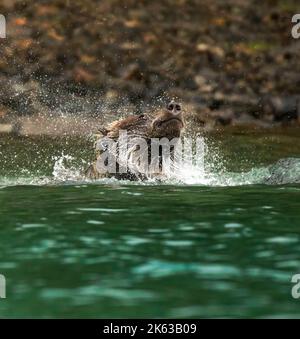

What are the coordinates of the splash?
(168, 164, 272, 186)
(0, 159, 299, 188)
(28, 155, 300, 187)
(0, 136, 299, 187)
(52, 153, 84, 182)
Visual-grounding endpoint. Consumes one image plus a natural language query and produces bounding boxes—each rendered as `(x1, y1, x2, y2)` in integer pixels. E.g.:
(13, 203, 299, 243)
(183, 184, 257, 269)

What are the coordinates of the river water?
(0, 128, 300, 318)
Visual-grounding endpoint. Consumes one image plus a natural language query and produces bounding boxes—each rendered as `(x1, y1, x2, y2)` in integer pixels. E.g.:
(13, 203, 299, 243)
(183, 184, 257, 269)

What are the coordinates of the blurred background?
(0, 0, 299, 135)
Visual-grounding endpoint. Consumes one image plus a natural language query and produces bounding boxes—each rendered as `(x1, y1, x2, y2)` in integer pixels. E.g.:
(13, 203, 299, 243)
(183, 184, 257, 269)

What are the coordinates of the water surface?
(0, 129, 300, 318)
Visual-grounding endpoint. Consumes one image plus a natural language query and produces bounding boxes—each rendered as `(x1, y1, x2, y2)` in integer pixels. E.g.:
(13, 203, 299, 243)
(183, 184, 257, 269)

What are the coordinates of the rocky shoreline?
(0, 0, 300, 132)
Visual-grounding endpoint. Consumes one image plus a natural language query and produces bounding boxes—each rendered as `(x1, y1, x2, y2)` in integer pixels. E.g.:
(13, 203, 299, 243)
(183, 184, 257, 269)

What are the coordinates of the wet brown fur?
(86, 102, 185, 180)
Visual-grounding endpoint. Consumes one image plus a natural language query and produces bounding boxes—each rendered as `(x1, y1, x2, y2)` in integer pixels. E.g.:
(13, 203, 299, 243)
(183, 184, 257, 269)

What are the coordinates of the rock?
(211, 109, 234, 126)
(0, 107, 8, 119)
(121, 63, 145, 82)
(196, 43, 225, 58)
(262, 96, 300, 121)
(0, 124, 13, 133)
(1, 0, 17, 9)
(194, 75, 215, 93)
(0, 123, 20, 134)
(73, 67, 96, 84)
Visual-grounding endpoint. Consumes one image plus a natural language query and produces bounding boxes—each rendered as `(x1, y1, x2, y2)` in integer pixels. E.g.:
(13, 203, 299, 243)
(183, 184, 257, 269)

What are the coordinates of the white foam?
(0, 149, 299, 188)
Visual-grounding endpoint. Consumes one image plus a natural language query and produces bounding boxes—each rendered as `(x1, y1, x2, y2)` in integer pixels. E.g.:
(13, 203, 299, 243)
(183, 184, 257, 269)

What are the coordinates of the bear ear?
(98, 127, 109, 136)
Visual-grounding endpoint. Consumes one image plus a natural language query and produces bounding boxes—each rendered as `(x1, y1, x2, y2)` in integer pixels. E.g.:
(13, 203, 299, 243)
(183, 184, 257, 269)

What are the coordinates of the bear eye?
(175, 104, 181, 111)
(168, 104, 174, 111)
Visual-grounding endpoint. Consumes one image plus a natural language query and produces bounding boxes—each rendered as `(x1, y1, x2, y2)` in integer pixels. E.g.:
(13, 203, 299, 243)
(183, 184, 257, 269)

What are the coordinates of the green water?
(0, 129, 300, 318)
